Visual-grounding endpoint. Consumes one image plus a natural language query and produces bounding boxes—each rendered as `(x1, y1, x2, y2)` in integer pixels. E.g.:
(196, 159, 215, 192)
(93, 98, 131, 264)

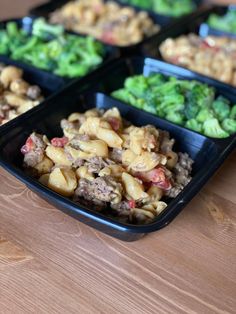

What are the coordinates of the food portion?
(49, 0, 160, 46)
(111, 74, 236, 138)
(0, 19, 105, 78)
(120, 0, 196, 17)
(207, 8, 236, 35)
(21, 107, 193, 224)
(160, 34, 236, 86)
(0, 64, 43, 125)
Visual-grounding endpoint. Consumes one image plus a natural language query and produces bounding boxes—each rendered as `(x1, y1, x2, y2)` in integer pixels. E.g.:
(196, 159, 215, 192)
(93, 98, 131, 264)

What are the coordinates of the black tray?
(117, 0, 203, 20)
(199, 6, 236, 39)
(140, 6, 236, 88)
(140, 7, 232, 56)
(28, 0, 204, 55)
(0, 57, 65, 129)
(0, 57, 235, 242)
(0, 16, 118, 80)
(42, 0, 204, 20)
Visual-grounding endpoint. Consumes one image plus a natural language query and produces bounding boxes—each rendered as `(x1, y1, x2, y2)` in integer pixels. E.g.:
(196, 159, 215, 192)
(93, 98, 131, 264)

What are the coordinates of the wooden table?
(0, 1, 236, 313)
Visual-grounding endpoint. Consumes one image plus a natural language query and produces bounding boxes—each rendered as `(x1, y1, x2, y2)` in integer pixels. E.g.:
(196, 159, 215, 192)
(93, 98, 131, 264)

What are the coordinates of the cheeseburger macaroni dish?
(21, 107, 193, 224)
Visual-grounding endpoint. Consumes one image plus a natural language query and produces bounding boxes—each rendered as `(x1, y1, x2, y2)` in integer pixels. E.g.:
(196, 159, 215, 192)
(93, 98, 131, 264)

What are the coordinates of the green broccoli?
(212, 96, 231, 121)
(0, 30, 10, 54)
(230, 105, 236, 120)
(32, 18, 64, 39)
(185, 119, 202, 133)
(203, 118, 229, 138)
(121, 0, 195, 17)
(196, 108, 214, 123)
(143, 101, 156, 114)
(6, 22, 19, 37)
(146, 73, 166, 88)
(221, 119, 236, 134)
(124, 75, 149, 99)
(186, 83, 215, 108)
(166, 111, 184, 125)
(207, 9, 236, 34)
(184, 98, 200, 120)
(111, 89, 137, 107)
(55, 63, 90, 77)
(0, 20, 105, 78)
(11, 36, 39, 59)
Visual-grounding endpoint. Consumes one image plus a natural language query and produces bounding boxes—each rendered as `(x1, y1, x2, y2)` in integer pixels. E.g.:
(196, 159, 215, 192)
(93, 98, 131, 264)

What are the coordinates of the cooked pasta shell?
(46, 145, 72, 166)
(122, 172, 147, 200)
(48, 168, 77, 197)
(129, 152, 161, 172)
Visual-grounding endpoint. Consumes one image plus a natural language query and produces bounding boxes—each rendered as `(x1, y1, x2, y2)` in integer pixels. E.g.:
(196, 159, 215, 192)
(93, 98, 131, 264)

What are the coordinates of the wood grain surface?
(0, 1, 236, 313)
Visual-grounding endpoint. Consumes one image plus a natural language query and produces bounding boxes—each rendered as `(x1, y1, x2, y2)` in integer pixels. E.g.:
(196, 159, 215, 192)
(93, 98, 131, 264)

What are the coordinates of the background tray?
(0, 16, 119, 80)
(28, 0, 207, 55)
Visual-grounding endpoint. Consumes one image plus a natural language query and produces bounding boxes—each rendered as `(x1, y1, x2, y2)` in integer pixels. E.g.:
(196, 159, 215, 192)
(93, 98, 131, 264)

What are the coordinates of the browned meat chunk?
(85, 157, 115, 174)
(166, 152, 193, 198)
(111, 201, 130, 216)
(69, 134, 90, 149)
(22, 133, 46, 167)
(159, 130, 175, 154)
(75, 176, 122, 204)
(109, 148, 123, 163)
(27, 85, 41, 100)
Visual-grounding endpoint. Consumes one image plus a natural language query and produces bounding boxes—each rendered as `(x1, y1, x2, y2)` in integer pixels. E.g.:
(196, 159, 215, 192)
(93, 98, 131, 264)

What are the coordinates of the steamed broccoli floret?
(184, 99, 199, 120)
(32, 18, 64, 40)
(186, 83, 215, 108)
(203, 118, 229, 138)
(147, 73, 166, 87)
(6, 22, 19, 37)
(0, 30, 10, 54)
(143, 101, 156, 114)
(11, 36, 39, 59)
(124, 75, 149, 98)
(230, 105, 236, 120)
(196, 108, 214, 123)
(166, 111, 184, 125)
(111, 89, 137, 107)
(185, 119, 202, 133)
(207, 9, 236, 34)
(221, 118, 236, 134)
(212, 96, 231, 121)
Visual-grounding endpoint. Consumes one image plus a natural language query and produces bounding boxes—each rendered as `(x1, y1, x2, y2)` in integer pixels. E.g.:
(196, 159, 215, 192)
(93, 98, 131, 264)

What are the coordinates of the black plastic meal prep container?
(38, 0, 204, 21)
(0, 16, 119, 82)
(28, 0, 207, 56)
(141, 6, 236, 70)
(199, 5, 236, 39)
(0, 56, 65, 129)
(114, 0, 204, 21)
(0, 57, 235, 241)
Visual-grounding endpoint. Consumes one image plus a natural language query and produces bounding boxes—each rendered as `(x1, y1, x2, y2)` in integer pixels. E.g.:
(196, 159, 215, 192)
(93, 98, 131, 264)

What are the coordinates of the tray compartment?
(28, 0, 204, 55)
(0, 17, 118, 80)
(0, 91, 219, 241)
(0, 56, 235, 241)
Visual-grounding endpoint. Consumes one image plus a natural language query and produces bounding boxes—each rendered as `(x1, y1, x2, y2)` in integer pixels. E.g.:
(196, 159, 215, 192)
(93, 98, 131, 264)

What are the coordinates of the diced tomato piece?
(107, 117, 121, 131)
(51, 137, 68, 148)
(93, 4, 103, 13)
(20, 136, 34, 155)
(128, 200, 136, 209)
(136, 167, 172, 191)
(101, 31, 116, 45)
(153, 179, 172, 190)
(170, 56, 180, 64)
(200, 40, 220, 52)
(200, 40, 212, 49)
